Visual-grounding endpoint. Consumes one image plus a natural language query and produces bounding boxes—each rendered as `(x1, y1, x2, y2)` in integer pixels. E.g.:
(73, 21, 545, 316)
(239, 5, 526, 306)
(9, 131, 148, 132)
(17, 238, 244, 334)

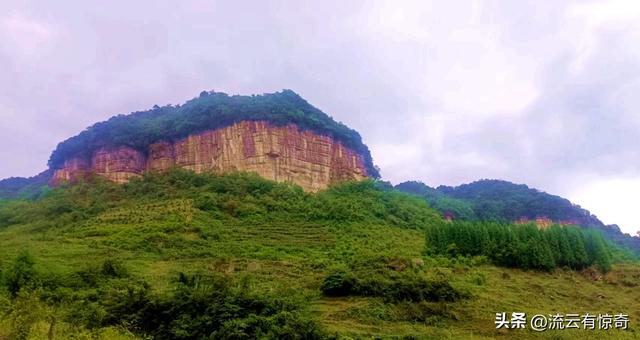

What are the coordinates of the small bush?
(320, 269, 355, 297)
(4, 250, 37, 297)
(321, 269, 467, 303)
(101, 259, 129, 278)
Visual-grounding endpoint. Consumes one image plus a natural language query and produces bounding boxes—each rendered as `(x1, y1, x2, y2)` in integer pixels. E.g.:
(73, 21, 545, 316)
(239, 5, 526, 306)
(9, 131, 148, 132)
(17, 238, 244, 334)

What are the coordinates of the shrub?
(97, 273, 327, 339)
(321, 269, 467, 303)
(66, 300, 107, 330)
(320, 269, 355, 297)
(5, 290, 43, 340)
(4, 250, 37, 297)
(101, 258, 129, 279)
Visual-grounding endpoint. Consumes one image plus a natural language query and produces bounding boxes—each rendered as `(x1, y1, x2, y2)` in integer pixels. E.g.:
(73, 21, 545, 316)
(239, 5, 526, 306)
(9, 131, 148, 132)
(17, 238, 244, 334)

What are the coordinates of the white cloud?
(0, 13, 56, 58)
(1, 0, 640, 235)
(569, 177, 640, 235)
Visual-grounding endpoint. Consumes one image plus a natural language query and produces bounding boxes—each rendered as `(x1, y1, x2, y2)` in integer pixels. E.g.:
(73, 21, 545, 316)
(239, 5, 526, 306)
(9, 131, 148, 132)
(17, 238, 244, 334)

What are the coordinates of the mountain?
(0, 170, 51, 200)
(0, 88, 639, 338)
(1, 86, 636, 253)
(396, 179, 640, 254)
(46, 90, 378, 192)
(436, 179, 602, 225)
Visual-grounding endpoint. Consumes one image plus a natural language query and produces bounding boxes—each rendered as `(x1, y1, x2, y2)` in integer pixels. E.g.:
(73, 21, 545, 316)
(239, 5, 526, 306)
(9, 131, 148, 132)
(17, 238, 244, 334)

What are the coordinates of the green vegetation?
(397, 180, 640, 255)
(396, 180, 601, 225)
(0, 170, 51, 200)
(425, 221, 616, 272)
(0, 170, 637, 339)
(47, 90, 379, 178)
(436, 180, 603, 225)
(321, 267, 467, 302)
(395, 181, 476, 220)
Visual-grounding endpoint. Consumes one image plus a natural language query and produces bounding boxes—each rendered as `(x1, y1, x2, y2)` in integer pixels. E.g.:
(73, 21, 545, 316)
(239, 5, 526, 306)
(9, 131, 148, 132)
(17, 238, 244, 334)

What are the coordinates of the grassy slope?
(0, 172, 638, 339)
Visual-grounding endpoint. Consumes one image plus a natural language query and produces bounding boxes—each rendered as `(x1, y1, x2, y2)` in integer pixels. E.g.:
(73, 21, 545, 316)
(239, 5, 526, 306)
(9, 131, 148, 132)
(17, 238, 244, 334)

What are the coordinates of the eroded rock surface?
(52, 121, 368, 191)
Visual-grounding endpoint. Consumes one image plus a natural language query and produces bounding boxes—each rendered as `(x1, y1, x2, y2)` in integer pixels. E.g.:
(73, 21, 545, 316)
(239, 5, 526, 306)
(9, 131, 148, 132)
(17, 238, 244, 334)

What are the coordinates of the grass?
(315, 265, 640, 339)
(0, 171, 637, 339)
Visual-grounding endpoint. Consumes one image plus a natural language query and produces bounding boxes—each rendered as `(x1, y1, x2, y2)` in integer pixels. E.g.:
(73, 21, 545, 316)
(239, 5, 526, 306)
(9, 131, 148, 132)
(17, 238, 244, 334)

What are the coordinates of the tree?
(567, 228, 588, 268)
(5, 250, 37, 297)
(424, 220, 616, 272)
(585, 231, 612, 273)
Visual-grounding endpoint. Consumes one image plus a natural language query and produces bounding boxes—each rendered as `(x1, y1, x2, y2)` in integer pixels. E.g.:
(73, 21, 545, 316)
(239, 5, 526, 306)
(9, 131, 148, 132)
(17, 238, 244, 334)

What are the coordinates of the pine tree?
(423, 220, 615, 273)
(567, 228, 588, 269)
(556, 229, 575, 268)
(585, 231, 612, 272)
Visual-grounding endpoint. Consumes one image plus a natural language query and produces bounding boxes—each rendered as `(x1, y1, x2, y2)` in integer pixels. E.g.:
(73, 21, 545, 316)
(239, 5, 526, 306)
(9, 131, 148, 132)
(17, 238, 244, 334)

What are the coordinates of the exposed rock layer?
(51, 121, 368, 191)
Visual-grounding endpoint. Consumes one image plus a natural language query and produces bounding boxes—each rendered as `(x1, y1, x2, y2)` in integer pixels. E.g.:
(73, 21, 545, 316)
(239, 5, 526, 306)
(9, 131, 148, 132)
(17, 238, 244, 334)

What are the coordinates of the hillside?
(0, 170, 51, 200)
(396, 180, 601, 225)
(396, 180, 640, 254)
(394, 181, 477, 220)
(0, 171, 638, 339)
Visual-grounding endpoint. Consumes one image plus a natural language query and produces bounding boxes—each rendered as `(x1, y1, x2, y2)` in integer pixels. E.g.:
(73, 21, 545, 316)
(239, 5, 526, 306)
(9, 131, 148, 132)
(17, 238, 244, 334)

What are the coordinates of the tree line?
(424, 220, 613, 272)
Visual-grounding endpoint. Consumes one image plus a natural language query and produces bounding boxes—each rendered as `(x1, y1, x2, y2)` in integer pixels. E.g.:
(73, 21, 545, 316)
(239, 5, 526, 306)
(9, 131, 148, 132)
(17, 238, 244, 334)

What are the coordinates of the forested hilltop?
(396, 179, 640, 254)
(47, 89, 379, 178)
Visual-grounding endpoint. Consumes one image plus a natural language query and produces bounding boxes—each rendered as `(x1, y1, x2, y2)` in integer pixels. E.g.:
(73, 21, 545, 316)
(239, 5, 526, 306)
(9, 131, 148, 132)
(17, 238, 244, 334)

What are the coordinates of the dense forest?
(47, 90, 379, 178)
(425, 220, 616, 272)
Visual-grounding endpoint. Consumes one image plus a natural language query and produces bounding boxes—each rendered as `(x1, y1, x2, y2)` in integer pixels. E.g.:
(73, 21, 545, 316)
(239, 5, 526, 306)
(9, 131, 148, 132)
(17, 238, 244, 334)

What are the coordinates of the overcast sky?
(1, 0, 639, 234)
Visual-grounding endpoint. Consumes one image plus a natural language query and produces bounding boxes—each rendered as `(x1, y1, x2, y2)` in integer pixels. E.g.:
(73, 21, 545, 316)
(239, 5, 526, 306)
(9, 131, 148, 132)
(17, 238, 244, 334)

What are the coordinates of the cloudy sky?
(1, 0, 639, 234)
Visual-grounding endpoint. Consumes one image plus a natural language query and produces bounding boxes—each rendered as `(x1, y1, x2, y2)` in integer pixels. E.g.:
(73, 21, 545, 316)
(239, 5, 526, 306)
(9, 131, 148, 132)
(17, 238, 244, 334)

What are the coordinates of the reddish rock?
(51, 121, 368, 191)
(148, 142, 175, 172)
(514, 216, 577, 229)
(91, 147, 146, 183)
(50, 158, 90, 185)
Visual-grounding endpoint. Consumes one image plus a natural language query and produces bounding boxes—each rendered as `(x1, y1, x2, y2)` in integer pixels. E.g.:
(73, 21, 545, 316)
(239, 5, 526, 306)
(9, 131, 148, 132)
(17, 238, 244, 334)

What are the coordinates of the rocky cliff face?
(51, 158, 90, 184)
(514, 217, 578, 229)
(51, 121, 368, 191)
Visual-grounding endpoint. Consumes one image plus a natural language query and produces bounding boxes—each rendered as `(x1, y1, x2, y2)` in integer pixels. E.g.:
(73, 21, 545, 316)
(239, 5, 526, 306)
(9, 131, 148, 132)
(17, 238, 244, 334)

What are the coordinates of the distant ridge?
(0, 170, 51, 200)
(396, 179, 640, 254)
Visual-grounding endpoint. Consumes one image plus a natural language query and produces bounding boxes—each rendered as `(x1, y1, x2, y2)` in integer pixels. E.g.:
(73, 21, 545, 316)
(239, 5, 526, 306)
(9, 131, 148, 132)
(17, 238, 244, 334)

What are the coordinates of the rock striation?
(51, 121, 368, 191)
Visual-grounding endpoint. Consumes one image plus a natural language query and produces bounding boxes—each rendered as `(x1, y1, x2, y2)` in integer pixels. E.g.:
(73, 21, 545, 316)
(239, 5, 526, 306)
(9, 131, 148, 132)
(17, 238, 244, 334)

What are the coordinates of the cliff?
(51, 121, 368, 191)
(46, 90, 378, 191)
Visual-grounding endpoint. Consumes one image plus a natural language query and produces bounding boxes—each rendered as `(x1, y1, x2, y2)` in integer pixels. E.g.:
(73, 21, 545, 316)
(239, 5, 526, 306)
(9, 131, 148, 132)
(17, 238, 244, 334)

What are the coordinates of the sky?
(1, 0, 639, 235)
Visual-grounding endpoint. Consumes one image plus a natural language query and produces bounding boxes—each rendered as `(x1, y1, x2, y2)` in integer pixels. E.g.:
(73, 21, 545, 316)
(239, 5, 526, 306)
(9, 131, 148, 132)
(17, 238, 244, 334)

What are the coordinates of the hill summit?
(48, 90, 379, 191)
